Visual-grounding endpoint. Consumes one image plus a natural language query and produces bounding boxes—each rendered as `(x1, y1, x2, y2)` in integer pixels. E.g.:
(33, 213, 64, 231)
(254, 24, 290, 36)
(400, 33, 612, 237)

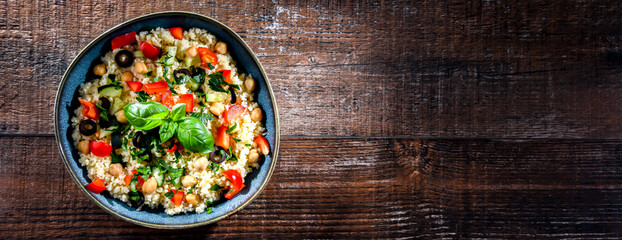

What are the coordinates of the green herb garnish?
(210, 184, 223, 191)
(136, 91, 150, 102)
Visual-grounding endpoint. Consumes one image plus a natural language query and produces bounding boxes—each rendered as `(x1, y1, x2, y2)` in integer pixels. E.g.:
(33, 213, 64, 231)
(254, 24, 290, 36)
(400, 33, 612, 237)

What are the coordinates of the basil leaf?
(170, 104, 186, 121)
(123, 102, 169, 130)
(176, 117, 214, 154)
(159, 121, 178, 142)
(190, 112, 212, 125)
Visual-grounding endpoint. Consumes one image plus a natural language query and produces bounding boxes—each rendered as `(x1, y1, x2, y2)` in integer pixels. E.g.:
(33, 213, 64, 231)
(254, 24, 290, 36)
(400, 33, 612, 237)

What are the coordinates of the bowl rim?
(53, 11, 280, 229)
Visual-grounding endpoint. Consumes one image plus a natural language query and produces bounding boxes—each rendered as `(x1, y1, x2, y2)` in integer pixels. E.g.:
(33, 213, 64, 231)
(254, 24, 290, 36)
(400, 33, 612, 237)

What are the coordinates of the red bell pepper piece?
(178, 94, 194, 113)
(85, 178, 106, 194)
(165, 139, 179, 153)
(223, 169, 245, 199)
(224, 105, 245, 124)
(90, 141, 112, 157)
(215, 125, 230, 150)
(140, 41, 160, 59)
(221, 70, 232, 84)
(197, 47, 218, 66)
(169, 27, 183, 40)
(168, 189, 185, 206)
(111, 32, 137, 49)
(143, 81, 169, 94)
(126, 81, 143, 92)
(78, 98, 100, 120)
(254, 136, 270, 155)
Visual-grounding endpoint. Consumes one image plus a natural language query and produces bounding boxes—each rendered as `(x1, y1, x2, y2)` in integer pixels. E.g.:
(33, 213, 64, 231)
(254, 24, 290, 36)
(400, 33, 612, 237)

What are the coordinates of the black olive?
(129, 191, 145, 209)
(133, 131, 147, 148)
(230, 90, 237, 104)
(174, 69, 191, 78)
(209, 146, 228, 163)
(97, 97, 110, 110)
(111, 132, 122, 149)
(79, 119, 97, 136)
(99, 120, 110, 128)
(115, 50, 134, 68)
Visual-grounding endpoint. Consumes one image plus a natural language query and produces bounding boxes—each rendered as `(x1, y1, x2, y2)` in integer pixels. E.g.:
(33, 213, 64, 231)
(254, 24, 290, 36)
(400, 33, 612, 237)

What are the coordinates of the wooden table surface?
(2, 0, 622, 238)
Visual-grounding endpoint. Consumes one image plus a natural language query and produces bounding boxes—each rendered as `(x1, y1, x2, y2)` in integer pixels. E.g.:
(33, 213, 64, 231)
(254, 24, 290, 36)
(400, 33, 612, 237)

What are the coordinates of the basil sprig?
(123, 102, 214, 153)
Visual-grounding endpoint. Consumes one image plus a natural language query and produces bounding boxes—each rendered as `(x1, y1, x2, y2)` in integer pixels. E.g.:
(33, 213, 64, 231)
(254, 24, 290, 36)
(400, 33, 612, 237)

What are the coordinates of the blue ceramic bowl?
(54, 12, 280, 229)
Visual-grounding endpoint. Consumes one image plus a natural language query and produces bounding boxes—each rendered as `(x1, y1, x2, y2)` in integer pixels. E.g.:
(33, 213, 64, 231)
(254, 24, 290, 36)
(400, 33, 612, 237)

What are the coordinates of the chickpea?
(93, 64, 106, 76)
(251, 108, 263, 122)
(121, 71, 134, 82)
(193, 157, 208, 172)
(109, 163, 124, 177)
(248, 149, 260, 164)
(181, 176, 197, 188)
(133, 61, 148, 74)
(244, 78, 256, 92)
(142, 177, 157, 194)
(185, 46, 197, 58)
(78, 140, 90, 154)
(185, 193, 201, 205)
(210, 102, 225, 116)
(215, 42, 227, 54)
(115, 109, 128, 123)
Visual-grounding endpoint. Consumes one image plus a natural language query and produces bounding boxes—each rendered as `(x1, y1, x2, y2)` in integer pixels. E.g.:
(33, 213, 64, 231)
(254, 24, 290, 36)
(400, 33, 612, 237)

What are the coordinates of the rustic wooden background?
(2, 0, 622, 238)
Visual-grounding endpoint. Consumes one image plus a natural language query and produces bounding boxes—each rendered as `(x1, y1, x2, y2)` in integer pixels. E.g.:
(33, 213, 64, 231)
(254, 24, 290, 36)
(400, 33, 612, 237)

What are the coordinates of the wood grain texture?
(2, 136, 622, 238)
(2, 1, 622, 137)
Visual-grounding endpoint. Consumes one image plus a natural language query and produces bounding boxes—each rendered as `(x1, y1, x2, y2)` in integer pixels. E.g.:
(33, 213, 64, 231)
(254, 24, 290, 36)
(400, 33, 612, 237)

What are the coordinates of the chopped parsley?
(208, 162, 221, 174)
(208, 72, 240, 93)
(136, 91, 150, 102)
(210, 184, 223, 191)
(136, 166, 152, 181)
(142, 71, 153, 77)
(233, 138, 241, 142)
(226, 123, 238, 134)
(164, 190, 175, 199)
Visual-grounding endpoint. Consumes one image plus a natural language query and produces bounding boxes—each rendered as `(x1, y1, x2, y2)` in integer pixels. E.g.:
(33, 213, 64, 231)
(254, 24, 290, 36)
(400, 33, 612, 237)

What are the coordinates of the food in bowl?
(71, 27, 270, 215)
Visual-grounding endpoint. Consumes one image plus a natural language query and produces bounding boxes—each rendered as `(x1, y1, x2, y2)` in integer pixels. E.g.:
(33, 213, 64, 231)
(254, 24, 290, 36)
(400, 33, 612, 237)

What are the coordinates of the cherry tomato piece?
(160, 90, 175, 108)
(169, 27, 183, 40)
(254, 136, 270, 155)
(90, 141, 112, 157)
(224, 105, 246, 124)
(78, 98, 100, 120)
(223, 169, 245, 199)
(197, 47, 218, 66)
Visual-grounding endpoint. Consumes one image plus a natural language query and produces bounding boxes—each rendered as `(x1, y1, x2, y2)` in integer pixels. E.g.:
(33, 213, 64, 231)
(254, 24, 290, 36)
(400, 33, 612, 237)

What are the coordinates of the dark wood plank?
(2, 136, 622, 238)
(2, 1, 622, 138)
